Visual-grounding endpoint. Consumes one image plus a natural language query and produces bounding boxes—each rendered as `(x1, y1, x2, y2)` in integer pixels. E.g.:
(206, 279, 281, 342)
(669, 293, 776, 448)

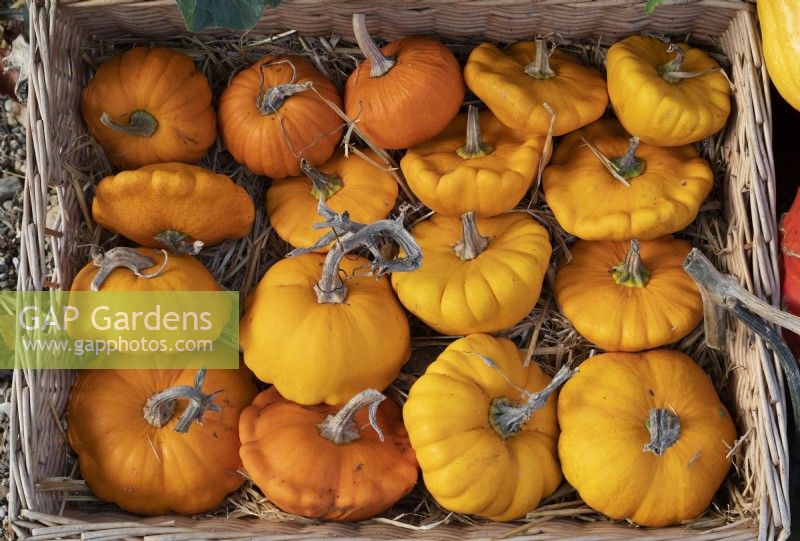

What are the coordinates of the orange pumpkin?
(81, 47, 216, 169)
(344, 14, 464, 149)
(68, 366, 257, 515)
(92, 162, 255, 253)
(266, 149, 398, 251)
(219, 55, 343, 178)
(68, 247, 231, 346)
(239, 388, 418, 520)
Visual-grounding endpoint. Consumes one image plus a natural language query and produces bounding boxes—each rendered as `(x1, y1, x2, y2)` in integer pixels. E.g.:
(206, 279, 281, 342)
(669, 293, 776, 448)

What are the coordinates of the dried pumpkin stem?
(457, 105, 494, 159)
(485, 360, 576, 439)
(257, 58, 313, 114)
(318, 389, 386, 444)
(643, 408, 681, 455)
(154, 230, 204, 255)
(258, 81, 313, 114)
(288, 201, 422, 304)
(611, 239, 650, 288)
(582, 135, 645, 186)
(301, 159, 344, 201)
(352, 13, 396, 77)
(683, 248, 800, 444)
(99, 110, 158, 138)
(453, 211, 489, 261)
(143, 368, 221, 434)
(90, 247, 169, 291)
(523, 39, 556, 79)
(610, 137, 646, 180)
(657, 44, 723, 84)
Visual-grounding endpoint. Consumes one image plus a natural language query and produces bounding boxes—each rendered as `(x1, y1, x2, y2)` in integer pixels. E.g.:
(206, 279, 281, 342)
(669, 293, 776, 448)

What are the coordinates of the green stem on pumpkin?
(582, 135, 646, 186)
(301, 159, 344, 201)
(318, 389, 386, 444)
(352, 13, 396, 78)
(523, 39, 556, 79)
(453, 211, 489, 261)
(100, 110, 158, 138)
(154, 230, 204, 255)
(457, 105, 494, 159)
(483, 358, 576, 439)
(611, 240, 650, 288)
(610, 137, 646, 180)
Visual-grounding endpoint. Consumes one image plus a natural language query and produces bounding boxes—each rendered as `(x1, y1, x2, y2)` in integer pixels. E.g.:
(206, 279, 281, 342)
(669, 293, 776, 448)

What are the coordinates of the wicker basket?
(10, 0, 789, 539)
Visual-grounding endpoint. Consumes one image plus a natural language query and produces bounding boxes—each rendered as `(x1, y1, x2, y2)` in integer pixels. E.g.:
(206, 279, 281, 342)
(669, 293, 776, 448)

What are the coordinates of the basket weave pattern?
(10, 1, 788, 539)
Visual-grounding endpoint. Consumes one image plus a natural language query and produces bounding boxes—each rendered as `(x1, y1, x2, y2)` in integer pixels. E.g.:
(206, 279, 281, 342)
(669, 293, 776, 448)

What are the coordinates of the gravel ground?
(0, 96, 23, 537)
(1, 7, 27, 537)
(0, 95, 22, 534)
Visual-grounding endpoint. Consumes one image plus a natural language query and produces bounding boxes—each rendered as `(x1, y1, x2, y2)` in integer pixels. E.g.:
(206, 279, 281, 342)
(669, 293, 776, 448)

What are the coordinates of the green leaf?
(176, 0, 282, 32)
(645, 0, 664, 15)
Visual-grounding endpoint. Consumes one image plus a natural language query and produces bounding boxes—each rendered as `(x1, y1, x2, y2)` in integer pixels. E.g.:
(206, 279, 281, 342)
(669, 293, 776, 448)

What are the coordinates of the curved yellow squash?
(759, 0, 800, 111)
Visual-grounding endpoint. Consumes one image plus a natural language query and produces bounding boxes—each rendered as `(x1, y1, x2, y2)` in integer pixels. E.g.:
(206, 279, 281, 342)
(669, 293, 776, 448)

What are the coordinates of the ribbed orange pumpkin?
(239, 388, 418, 520)
(81, 47, 216, 169)
(219, 55, 343, 178)
(68, 366, 257, 515)
(344, 14, 464, 149)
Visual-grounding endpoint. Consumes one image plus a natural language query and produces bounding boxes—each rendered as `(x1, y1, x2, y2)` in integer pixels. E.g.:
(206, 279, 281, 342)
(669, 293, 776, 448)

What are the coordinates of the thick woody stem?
(257, 59, 313, 114)
(154, 230, 204, 255)
(143, 368, 221, 433)
(643, 408, 681, 456)
(523, 39, 556, 79)
(683, 248, 800, 447)
(658, 44, 686, 83)
(582, 136, 646, 186)
(318, 389, 386, 444)
(288, 201, 422, 304)
(301, 159, 344, 201)
(611, 239, 650, 288)
(610, 137, 645, 179)
(100, 110, 158, 138)
(453, 211, 489, 261)
(657, 43, 723, 84)
(352, 13, 396, 77)
(259, 82, 312, 114)
(487, 361, 576, 439)
(90, 247, 169, 291)
(457, 106, 494, 159)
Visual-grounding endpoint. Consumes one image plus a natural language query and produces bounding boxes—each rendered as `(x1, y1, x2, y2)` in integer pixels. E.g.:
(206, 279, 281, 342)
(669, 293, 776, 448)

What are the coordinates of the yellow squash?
(558, 350, 736, 527)
(464, 40, 608, 136)
(240, 211, 420, 405)
(401, 106, 546, 217)
(266, 149, 398, 251)
(607, 36, 730, 146)
(758, 0, 800, 111)
(404, 334, 569, 521)
(542, 118, 713, 240)
(392, 211, 551, 335)
(555, 238, 702, 351)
